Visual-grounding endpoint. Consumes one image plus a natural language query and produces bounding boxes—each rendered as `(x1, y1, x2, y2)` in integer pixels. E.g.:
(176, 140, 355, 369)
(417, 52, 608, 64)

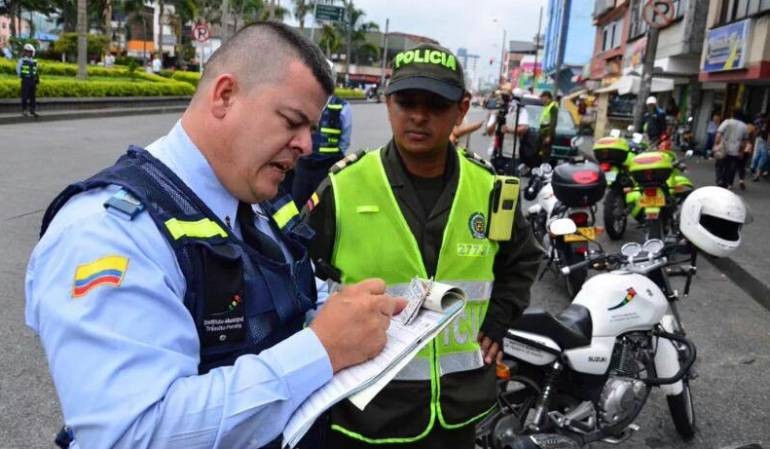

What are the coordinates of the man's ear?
(209, 74, 237, 119)
(456, 93, 471, 126)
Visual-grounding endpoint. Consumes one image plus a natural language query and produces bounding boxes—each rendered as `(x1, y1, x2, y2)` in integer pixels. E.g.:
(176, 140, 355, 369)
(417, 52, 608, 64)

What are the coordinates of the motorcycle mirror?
(620, 242, 642, 258)
(609, 129, 621, 138)
(642, 239, 665, 256)
(632, 133, 644, 144)
(627, 125, 635, 133)
(549, 218, 577, 236)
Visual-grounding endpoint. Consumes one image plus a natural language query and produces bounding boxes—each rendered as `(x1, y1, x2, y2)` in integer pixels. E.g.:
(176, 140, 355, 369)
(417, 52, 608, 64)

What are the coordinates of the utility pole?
(309, 0, 319, 41)
(632, 26, 659, 132)
(499, 28, 507, 84)
(532, 6, 543, 91)
(380, 18, 389, 88)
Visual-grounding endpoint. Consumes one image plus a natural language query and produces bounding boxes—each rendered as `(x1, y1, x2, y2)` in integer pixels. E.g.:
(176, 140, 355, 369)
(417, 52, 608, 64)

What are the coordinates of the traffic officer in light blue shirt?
(25, 22, 404, 449)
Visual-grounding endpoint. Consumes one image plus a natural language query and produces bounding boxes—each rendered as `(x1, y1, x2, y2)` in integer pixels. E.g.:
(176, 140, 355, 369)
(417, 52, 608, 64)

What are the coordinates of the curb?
(0, 106, 188, 125)
(704, 255, 770, 312)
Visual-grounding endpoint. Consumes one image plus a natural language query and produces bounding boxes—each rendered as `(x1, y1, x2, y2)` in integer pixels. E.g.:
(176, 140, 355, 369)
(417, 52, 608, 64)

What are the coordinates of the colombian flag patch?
(72, 255, 129, 298)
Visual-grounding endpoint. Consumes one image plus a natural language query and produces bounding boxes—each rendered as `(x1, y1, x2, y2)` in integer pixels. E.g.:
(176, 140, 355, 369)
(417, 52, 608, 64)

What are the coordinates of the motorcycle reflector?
(572, 170, 600, 184)
(496, 362, 511, 380)
(574, 245, 589, 255)
(644, 187, 659, 197)
(599, 162, 611, 172)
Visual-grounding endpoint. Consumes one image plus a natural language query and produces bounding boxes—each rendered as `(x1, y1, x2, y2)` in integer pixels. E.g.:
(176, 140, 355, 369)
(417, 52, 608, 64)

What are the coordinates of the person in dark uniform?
(17, 43, 39, 117)
(642, 95, 667, 144)
(303, 43, 542, 449)
(537, 90, 558, 163)
(290, 61, 352, 206)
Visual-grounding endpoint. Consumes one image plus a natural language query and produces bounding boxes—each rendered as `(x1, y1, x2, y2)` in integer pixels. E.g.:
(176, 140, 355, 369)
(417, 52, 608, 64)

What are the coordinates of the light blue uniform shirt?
(25, 121, 333, 449)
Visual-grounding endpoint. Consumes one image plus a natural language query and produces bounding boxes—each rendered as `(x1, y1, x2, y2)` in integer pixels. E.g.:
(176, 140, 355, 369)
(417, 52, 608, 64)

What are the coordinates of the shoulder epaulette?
(329, 150, 367, 174)
(461, 149, 496, 174)
(104, 188, 145, 220)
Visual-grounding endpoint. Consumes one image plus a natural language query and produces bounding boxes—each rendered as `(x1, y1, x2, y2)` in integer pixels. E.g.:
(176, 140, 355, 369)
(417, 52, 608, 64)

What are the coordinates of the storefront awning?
(594, 75, 675, 95)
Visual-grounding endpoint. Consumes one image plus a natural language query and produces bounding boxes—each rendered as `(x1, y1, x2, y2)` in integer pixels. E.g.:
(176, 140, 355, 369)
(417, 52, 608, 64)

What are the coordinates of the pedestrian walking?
(750, 127, 768, 181)
(705, 113, 720, 159)
(16, 43, 39, 117)
(303, 43, 542, 449)
(714, 108, 749, 189)
(25, 22, 404, 449)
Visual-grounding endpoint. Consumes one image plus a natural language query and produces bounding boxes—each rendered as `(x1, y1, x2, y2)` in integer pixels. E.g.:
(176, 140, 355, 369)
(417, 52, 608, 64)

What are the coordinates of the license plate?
(639, 190, 665, 207)
(564, 227, 597, 242)
(604, 170, 618, 183)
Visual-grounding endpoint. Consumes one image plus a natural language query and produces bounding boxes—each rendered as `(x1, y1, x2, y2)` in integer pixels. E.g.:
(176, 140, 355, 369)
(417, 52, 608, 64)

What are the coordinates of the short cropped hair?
(199, 22, 334, 96)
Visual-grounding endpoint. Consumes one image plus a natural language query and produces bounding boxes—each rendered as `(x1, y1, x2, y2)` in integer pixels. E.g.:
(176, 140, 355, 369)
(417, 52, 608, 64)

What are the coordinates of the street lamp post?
(493, 19, 507, 85)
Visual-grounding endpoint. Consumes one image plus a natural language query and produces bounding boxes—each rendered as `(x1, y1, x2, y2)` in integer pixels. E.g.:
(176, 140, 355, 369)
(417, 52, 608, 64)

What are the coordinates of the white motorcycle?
(476, 186, 750, 449)
(522, 160, 606, 298)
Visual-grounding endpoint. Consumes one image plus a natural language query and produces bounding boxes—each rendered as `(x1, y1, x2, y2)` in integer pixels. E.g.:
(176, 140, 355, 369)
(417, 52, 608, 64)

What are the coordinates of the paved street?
(0, 104, 768, 449)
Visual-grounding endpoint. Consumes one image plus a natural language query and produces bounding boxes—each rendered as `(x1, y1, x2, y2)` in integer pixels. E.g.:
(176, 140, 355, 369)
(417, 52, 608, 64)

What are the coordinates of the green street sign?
(315, 4, 345, 22)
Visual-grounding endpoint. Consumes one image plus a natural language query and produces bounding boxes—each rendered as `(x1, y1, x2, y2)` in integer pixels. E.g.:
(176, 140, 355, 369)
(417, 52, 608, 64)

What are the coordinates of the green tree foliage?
(53, 32, 110, 62)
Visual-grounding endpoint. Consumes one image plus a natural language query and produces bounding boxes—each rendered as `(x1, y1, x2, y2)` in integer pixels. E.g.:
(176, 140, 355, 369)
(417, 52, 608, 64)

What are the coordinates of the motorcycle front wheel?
(603, 188, 627, 240)
(667, 378, 696, 439)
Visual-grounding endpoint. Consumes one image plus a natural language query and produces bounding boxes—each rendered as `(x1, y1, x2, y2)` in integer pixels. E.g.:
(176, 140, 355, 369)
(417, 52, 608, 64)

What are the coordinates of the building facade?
(543, 0, 596, 94)
(698, 0, 770, 125)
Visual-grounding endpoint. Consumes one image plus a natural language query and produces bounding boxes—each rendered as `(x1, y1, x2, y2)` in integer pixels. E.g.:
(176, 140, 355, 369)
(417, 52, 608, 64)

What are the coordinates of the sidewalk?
(681, 156, 770, 308)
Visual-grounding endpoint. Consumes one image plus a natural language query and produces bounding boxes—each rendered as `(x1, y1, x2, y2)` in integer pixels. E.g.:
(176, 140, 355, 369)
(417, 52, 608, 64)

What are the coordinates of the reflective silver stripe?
(394, 357, 432, 380)
(439, 350, 485, 376)
(394, 350, 485, 380)
(386, 280, 492, 301)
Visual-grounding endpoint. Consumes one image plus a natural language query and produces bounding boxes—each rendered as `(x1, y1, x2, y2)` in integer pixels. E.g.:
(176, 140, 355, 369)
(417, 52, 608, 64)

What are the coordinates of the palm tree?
(318, 23, 341, 58)
(77, 0, 88, 79)
(292, 0, 310, 30)
(337, 0, 378, 74)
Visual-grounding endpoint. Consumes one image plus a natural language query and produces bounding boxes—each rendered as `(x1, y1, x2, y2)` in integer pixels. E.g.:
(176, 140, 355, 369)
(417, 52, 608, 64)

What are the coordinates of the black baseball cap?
(385, 43, 465, 101)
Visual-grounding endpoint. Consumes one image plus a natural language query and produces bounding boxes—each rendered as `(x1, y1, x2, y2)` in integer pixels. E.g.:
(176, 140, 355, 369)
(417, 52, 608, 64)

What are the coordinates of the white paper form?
(281, 279, 466, 448)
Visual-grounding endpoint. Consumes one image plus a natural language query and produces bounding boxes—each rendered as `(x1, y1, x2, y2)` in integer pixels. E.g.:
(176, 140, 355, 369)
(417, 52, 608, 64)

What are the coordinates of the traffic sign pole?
(632, 0, 674, 132)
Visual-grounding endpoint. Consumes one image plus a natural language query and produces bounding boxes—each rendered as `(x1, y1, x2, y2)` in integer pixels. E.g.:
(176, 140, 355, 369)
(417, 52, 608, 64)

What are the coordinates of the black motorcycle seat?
(511, 304, 592, 350)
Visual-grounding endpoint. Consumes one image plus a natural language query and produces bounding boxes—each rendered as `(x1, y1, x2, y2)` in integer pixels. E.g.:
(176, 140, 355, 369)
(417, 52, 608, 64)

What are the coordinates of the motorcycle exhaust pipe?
(500, 434, 581, 449)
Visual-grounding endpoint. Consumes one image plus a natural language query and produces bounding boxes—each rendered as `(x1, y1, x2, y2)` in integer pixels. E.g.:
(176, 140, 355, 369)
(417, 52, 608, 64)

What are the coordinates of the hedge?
(0, 59, 167, 83)
(335, 87, 365, 99)
(171, 71, 201, 87)
(0, 78, 194, 98)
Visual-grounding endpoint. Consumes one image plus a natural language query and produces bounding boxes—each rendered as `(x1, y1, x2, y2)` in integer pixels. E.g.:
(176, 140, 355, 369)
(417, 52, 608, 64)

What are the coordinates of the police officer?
(643, 95, 667, 144)
(537, 90, 558, 164)
(17, 43, 39, 117)
(25, 22, 404, 449)
(290, 60, 352, 206)
(304, 43, 542, 449)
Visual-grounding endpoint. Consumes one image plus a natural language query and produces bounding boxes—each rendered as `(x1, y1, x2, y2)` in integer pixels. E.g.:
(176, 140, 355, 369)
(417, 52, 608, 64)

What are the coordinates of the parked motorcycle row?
(476, 134, 751, 448)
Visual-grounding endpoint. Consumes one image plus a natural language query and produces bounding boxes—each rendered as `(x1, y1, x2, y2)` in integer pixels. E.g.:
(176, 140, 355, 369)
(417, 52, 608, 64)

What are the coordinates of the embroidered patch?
(72, 255, 129, 298)
(305, 192, 321, 212)
(468, 212, 487, 239)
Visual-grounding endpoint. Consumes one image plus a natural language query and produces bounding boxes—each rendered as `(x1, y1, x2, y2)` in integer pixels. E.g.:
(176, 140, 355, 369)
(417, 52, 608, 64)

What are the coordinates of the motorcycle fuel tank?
(573, 272, 668, 336)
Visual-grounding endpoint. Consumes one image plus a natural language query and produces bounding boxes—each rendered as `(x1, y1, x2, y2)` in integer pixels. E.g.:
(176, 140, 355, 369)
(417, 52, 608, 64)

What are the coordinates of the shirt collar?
(146, 120, 239, 227)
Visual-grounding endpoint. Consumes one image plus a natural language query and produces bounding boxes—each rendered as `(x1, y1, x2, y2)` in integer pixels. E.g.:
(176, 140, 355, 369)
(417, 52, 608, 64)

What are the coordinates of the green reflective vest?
(19, 58, 37, 79)
(329, 147, 500, 443)
(539, 100, 557, 128)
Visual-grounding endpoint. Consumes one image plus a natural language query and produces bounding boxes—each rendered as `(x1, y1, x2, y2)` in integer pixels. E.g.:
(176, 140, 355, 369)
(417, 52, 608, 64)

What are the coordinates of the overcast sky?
(294, 0, 550, 84)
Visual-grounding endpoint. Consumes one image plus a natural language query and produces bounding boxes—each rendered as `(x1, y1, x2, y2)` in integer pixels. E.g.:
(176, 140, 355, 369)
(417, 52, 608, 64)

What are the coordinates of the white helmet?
(512, 87, 524, 98)
(23, 43, 35, 55)
(679, 186, 750, 257)
(645, 95, 657, 105)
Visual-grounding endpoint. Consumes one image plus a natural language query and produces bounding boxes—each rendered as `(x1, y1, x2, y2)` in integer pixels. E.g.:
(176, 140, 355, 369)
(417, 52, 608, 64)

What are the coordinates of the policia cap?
(385, 43, 466, 102)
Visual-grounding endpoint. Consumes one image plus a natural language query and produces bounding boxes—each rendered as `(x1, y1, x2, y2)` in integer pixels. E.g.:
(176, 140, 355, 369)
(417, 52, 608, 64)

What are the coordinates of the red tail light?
(644, 188, 658, 197)
(569, 211, 589, 227)
(574, 245, 589, 255)
(599, 162, 611, 172)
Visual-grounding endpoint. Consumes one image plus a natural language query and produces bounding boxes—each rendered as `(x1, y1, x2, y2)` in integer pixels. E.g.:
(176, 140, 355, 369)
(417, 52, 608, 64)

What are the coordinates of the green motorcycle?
(627, 150, 694, 240)
(593, 136, 637, 240)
